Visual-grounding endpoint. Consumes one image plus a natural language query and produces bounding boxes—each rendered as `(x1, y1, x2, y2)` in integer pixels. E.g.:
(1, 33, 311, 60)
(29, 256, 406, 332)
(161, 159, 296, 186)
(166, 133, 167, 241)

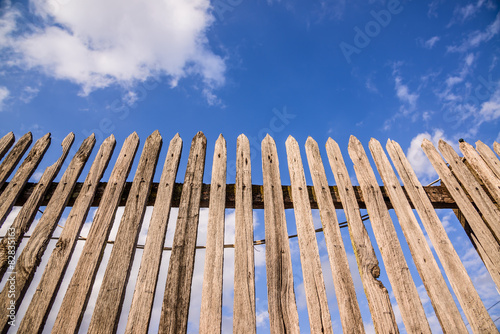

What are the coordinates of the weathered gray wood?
(476, 140, 500, 180)
(348, 136, 431, 334)
(0, 133, 51, 227)
(0, 134, 95, 334)
(232, 134, 256, 334)
(286, 136, 333, 334)
(387, 139, 497, 333)
(326, 138, 398, 334)
(439, 140, 500, 242)
(158, 132, 207, 334)
(369, 139, 467, 333)
(306, 138, 364, 333)
(125, 134, 182, 334)
(261, 134, 300, 334)
(18, 135, 115, 334)
(88, 131, 161, 334)
(461, 141, 500, 206)
(422, 139, 500, 290)
(0, 132, 14, 162)
(199, 134, 227, 334)
(0, 133, 74, 280)
(0, 132, 32, 189)
(52, 132, 139, 334)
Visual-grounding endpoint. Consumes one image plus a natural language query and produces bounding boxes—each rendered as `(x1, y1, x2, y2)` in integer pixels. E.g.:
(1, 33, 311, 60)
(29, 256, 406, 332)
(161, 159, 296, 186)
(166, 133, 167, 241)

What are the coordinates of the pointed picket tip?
(261, 133, 275, 145)
(421, 138, 433, 149)
(105, 133, 116, 143)
(237, 133, 248, 141)
(4, 132, 14, 140)
(39, 132, 51, 141)
(62, 133, 75, 147)
(147, 130, 162, 143)
(348, 135, 361, 148)
(285, 135, 297, 146)
(170, 133, 182, 146)
(193, 131, 206, 142)
(128, 131, 139, 141)
(20, 132, 32, 142)
(305, 136, 318, 150)
(368, 137, 381, 147)
(216, 133, 226, 144)
(438, 138, 450, 151)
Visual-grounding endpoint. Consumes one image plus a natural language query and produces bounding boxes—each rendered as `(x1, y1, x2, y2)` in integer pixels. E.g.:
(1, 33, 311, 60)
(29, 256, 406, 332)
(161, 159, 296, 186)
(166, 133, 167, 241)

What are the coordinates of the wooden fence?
(0, 130, 499, 333)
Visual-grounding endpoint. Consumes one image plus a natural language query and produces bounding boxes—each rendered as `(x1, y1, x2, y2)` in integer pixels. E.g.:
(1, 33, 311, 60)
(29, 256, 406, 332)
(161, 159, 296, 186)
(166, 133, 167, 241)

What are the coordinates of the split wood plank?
(422, 139, 500, 290)
(125, 134, 182, 334)
(494, 142, 500, 157)
(0, 133, 51, 227)
(439, 140, 500, 242)
(18, 134, 115, 334)
(476, 140, 500, 180)
(285, 136, 333, 334)
(232, 134, 256, 334)
(51, 132, 139, 334)
(261, 134, 300, 334)
(387, 139, 497, 333)
(200, 134, 227, 334)
(0, 132, 32, 189)
(0, 133, 73, 280)
(326, 138, 398, 334)
(306, 137, 364, 333)
(0, 134, 95, 334)
(0, 132, 14, 162)
(460, 141, 500, 205)
(88, 131, 162, 334)
(158, 131, 207, 334)
(369, 139, 467, 333)
(348, 136, 431, 334)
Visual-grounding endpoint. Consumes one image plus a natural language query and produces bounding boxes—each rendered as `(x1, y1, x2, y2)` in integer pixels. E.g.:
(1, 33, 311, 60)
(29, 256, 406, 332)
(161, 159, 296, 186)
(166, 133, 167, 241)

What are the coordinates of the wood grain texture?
(261, 134, 300, 334)
(348, 136, 431, 334)
(306, 137, 364, 333)
(158, 131, 207, 334)
(0, 133, 73, 280)
(0, 132, 14, 162)
(369, 139, 466, 333)
(461, 141, 500, 206)
(0, 133, 51, 227)
(326, 138, 398, 334)
(476, 140, 500, 180)
(125, 134, 182, 334)
(0, 132, 32, 189)
(199, 134, 227, 334)
(439, 140, 500, 242)
(51, 132, 139, 334)
(232, 134, 256, 334)
(285, 136, 333, 334)
(88, 131, 162, 334)
(422, 139, 500, 291)
(494, 142, 500, 157)
(0, 134, 95, 334)
(387, 139, 497, 333)
(18, 135, 115, 334)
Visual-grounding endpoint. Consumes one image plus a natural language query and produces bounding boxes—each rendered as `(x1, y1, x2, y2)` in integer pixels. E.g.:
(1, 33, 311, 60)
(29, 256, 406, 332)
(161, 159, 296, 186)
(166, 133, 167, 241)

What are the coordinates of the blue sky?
(0, 0, 500, 333)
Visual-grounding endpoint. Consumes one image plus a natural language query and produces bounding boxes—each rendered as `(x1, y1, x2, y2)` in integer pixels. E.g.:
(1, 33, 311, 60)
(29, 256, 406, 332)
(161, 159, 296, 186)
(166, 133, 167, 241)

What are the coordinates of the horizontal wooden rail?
(3, 182, 458, 209)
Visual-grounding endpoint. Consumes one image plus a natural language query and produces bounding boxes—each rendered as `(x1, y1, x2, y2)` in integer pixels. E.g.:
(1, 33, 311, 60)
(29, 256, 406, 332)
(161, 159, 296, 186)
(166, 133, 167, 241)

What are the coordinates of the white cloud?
(479, 86, 500, 121)
(20, 86, 40, 104)
(0, 0, 225, 100)
(447, 12, 500, 52)
(423, 36, 440, 49)
(0, 86, 10, 111)
(393, 75, 419, 117)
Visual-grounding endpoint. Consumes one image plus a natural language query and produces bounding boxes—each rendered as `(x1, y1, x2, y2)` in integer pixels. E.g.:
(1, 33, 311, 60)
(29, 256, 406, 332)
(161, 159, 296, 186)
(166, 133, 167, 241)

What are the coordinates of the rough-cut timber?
(422, 139, 500, 291)
(200, 134, 227, 334)
(305, 137, 364, 333)
(0, 132, 14, 163)
(159, 132, 207, 334)
(326, 138, 398, 334)
(387, 139, 497, 333)
(286, 136, 333, 334)
(0, 133, 50, 227)
(88, 131, 161, 334)
(261, 134, 300, 334)
(439, 140, 500, 242)
(494, 142, 500, 157)
(0, 132, 32, 189)
(476, 140, 500, 180)
(0, 134, 95, 334)
(461, 141, 500, 206)
(369, 139, 467, 333)
(18, 135, 115, 334)
(52, 132, 139, 334)
(233, 134, 256, 334)
(0, 133, 73, 279)
(125, 134, 182, 334)
(348, 136, 431, 334)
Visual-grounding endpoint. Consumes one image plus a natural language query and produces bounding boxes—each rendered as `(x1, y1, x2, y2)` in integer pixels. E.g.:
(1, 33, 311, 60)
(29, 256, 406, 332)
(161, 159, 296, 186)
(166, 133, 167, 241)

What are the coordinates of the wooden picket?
(0, 130, 499, 334)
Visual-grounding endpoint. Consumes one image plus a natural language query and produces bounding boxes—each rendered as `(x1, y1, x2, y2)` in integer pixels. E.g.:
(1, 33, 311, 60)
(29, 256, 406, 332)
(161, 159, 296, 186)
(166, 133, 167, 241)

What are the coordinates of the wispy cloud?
(448, 0, 496, 26)
(447, 12, 500, 52)
(0, 86, 9, 111)
(0, 0, 225, 102)
(421, 36, 440, 49)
